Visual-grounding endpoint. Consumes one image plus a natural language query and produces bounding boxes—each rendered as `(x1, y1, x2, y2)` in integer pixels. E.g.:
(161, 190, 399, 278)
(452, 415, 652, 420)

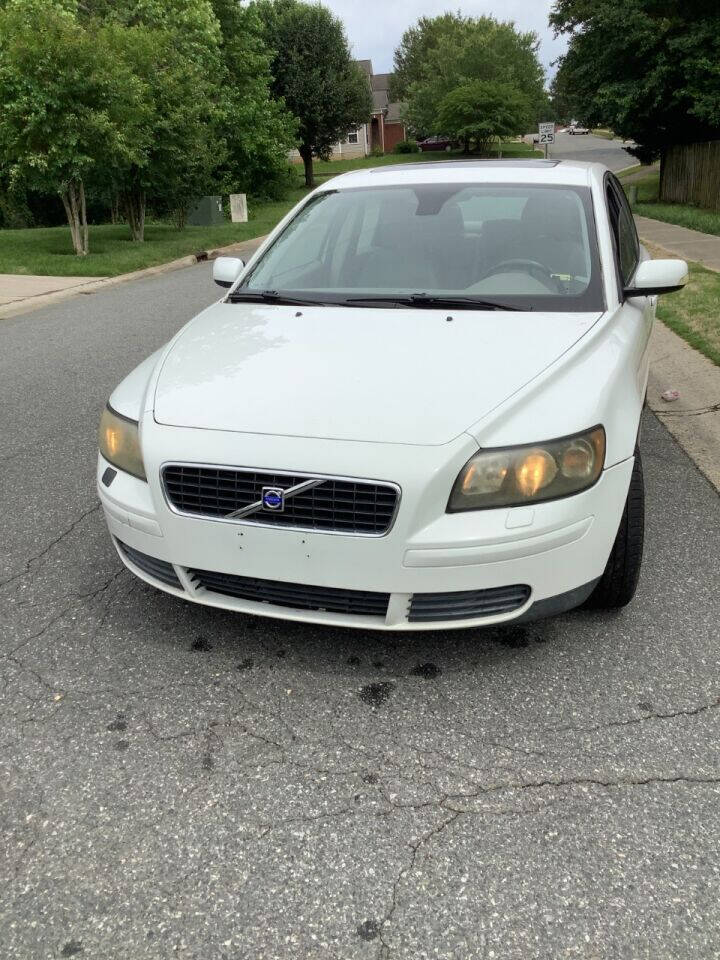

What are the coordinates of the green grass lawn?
(0, 188, 309, 277)
(311, 140, 540, 178)
(591, 128, 615, 139)
(655, 257, 720, 366)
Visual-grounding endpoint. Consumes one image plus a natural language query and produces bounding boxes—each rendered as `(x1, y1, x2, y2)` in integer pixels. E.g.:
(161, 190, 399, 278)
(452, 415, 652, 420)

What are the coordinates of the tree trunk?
(121, 182, 146, 241)
(60, 179, 89, 256)
(79, 179, 88, 256)
(299, 145, 314, 188)
(463, 136, 470, 154)
(110, 191, 120, 224)
(658, 149, 666, 204)
(174, 204, 188, 230)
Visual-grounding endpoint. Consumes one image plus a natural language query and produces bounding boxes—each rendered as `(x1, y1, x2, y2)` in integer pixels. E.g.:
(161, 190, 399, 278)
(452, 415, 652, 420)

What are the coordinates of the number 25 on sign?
(538, 122, 555, 156)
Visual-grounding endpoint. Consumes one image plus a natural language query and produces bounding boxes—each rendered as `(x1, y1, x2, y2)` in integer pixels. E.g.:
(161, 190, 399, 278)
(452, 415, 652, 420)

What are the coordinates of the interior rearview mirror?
(624, 258, 688, 298)
(213, 256, 245, 288)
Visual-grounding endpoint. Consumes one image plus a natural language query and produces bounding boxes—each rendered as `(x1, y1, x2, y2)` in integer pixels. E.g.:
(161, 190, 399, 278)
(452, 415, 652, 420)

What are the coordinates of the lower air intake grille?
(117, 540, 183, 589)
(408, 584, 530, 622)
(189, 568, 390, 617)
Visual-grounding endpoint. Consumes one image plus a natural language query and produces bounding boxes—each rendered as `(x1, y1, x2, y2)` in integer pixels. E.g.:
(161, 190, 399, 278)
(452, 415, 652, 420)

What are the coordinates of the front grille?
(117, 540, 183, 589)
(408, 584, 530, 623)
(189, 568, 390, 617)
(162, 465, 398, 535)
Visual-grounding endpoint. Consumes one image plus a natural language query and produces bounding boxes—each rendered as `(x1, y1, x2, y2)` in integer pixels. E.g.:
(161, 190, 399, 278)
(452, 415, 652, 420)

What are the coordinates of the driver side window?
(607, 178, 640, 287)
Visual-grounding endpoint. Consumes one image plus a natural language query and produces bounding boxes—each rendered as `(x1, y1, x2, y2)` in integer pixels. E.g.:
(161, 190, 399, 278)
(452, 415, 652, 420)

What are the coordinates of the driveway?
(2, 264, 720, 959)
(547, 130, 637, 171)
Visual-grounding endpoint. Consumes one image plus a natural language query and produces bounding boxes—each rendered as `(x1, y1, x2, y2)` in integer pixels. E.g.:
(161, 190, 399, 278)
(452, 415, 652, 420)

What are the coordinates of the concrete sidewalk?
(637, 220, 720, 492)
(0, 273, 105, 307)
(636, 215, 720, 272)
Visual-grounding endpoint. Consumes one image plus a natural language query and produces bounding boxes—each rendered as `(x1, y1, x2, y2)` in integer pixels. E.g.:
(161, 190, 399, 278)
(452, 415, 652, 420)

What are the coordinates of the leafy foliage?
(550, 0, 720, 160)
(0, 0, 148, 252)
(394, 140, 419, 154)
(394, 15, 547, 147)
(254, 0, 372, 186)
(437, 81, 532, 152)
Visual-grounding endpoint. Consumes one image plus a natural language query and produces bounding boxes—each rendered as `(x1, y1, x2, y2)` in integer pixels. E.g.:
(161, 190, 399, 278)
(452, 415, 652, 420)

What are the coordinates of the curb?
(0, 234, 267, 321)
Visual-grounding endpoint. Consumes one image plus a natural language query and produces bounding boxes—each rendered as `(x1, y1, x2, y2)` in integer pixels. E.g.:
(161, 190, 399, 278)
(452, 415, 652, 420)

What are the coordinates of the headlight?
(448, 426, 605, 511)
(99, 405, 146, 480)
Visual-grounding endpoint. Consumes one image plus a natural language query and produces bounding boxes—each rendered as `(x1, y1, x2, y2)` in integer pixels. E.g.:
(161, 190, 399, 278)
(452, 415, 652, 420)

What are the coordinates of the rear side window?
(607, 176, 639, 287)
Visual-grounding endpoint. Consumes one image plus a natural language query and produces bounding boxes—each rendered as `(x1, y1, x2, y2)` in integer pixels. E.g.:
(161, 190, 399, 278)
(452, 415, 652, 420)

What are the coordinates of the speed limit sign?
(538, 122, 555, 144)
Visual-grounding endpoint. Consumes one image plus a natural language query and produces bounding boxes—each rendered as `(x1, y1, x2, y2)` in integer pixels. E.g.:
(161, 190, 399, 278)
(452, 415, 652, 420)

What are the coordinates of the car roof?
(319, 159, 604, 191)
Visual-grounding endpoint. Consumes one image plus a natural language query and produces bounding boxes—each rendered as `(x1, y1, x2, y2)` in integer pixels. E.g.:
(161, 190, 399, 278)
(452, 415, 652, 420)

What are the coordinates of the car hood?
(153, 302, 601, 446)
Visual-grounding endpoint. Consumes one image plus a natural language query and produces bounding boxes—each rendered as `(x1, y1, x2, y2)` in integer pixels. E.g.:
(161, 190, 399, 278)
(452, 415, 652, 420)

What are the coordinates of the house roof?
(355, 59, 373, 77)
(371, 72, 392, 92)
(386, 102, 406, 124)
(371, 89, 389, 113)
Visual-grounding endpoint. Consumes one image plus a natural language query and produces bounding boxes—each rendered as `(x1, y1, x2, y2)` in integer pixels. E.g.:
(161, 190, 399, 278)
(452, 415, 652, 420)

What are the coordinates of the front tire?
(585, 447, 645, 608)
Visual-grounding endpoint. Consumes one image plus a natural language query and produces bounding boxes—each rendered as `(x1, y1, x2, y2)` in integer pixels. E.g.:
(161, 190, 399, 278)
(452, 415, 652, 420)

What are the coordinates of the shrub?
(371, 146, 384, 157)
(394, 139, 419, 154)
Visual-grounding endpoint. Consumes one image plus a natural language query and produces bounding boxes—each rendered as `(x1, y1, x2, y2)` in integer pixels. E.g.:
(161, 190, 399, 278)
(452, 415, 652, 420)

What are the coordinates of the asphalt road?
(2, 254, 720, 960)
(545, 130, 637, 172)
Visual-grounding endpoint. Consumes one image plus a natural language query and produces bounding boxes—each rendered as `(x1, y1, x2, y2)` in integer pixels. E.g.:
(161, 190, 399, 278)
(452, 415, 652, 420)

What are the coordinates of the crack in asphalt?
(554, 696, 720, 736)
(0, 502, 101, 590)
(377, 811, 461, 958)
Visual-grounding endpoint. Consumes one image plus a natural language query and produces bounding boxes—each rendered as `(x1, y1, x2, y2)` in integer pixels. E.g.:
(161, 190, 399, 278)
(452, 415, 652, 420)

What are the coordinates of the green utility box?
(188, 195, 224, 226)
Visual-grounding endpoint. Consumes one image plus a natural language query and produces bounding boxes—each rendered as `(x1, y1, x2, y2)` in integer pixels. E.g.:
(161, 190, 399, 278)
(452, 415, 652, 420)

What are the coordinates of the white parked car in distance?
(98, 160, 687, 630)
(568, 124, 590, 135)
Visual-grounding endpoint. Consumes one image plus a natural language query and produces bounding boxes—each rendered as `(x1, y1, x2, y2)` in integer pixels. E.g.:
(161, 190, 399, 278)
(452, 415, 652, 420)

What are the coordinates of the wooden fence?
(660, 141, 720, 211)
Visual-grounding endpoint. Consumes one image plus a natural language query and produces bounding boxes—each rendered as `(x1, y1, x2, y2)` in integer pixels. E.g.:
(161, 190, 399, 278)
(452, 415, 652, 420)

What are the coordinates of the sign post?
(538, 122, 555, 158)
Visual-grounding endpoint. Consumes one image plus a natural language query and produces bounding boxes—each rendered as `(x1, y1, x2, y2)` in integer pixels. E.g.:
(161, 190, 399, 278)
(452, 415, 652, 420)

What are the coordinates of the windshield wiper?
(228, 290, 336, 307)
(343, 293, 526, 311)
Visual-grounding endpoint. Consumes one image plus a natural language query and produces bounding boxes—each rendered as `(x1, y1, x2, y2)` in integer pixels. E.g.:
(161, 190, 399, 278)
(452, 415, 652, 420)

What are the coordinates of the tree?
(390, 12, 469, 102)
(209, 0, 297, 200)
(0, 0, 146, 254)
(255, 0, 372, 187)
(550, 0, 720, 162)
(437, 80, 532, 153)
(397, 16, 546, 143)
(77, 0, 228, 239)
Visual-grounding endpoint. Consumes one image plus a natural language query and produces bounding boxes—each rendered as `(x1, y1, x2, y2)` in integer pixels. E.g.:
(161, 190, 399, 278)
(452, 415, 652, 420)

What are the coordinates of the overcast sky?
(324, 0, 566, 83)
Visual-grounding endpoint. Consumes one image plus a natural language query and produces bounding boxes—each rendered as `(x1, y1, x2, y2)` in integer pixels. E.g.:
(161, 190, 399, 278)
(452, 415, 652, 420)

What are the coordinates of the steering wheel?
(480, 258, 561, 290)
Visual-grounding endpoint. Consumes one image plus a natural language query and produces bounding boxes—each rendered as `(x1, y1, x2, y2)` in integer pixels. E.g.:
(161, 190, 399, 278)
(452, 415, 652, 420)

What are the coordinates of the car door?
(605, 173, 654, 403)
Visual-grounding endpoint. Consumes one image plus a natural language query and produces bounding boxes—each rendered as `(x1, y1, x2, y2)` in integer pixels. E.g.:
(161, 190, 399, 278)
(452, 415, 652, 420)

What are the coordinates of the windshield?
(238, 182, 603, 311)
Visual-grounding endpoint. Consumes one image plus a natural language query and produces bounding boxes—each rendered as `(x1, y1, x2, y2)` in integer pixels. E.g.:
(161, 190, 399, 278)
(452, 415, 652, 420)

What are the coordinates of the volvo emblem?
(261, 486, 285, 512)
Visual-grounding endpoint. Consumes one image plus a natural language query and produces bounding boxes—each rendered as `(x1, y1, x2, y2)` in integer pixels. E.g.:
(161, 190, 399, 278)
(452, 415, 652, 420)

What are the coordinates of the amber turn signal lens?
(98, 406, 146, 481)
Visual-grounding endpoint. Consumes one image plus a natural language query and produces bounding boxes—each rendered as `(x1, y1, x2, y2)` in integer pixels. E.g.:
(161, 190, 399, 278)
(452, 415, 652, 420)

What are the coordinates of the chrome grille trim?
(161, 462, 401, 537)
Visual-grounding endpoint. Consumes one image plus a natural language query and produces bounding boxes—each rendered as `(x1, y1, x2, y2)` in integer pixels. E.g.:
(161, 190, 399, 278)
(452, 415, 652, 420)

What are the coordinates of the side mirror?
(213, 256, 245, 288)
(624, 258, 688, 298)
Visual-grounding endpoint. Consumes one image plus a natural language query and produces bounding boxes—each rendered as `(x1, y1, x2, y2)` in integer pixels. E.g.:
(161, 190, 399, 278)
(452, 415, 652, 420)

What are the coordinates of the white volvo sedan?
(98, 160, 687, 630)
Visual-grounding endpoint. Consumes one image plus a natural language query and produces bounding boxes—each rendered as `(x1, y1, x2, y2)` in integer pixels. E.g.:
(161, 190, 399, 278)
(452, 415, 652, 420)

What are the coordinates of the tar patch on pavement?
(191, 637, 212, 652)
(359, 682, 394, 707)
(347, 656, 361, 666)
(410, 662, 441, 679)
(106, 713, 127, 732)
(114, 740, 130, 752)
(60, 941, 83, 957)
(498, 627, 530, 648)
(637, 701, 654, 712)
(356, 919, 380, 941)
(236, 658, 254, 671)
(363, 772, 379, 784)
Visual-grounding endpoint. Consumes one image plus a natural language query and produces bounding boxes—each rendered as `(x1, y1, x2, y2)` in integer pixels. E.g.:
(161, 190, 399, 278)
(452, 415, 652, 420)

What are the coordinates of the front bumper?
(97, 434, 634, 630)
